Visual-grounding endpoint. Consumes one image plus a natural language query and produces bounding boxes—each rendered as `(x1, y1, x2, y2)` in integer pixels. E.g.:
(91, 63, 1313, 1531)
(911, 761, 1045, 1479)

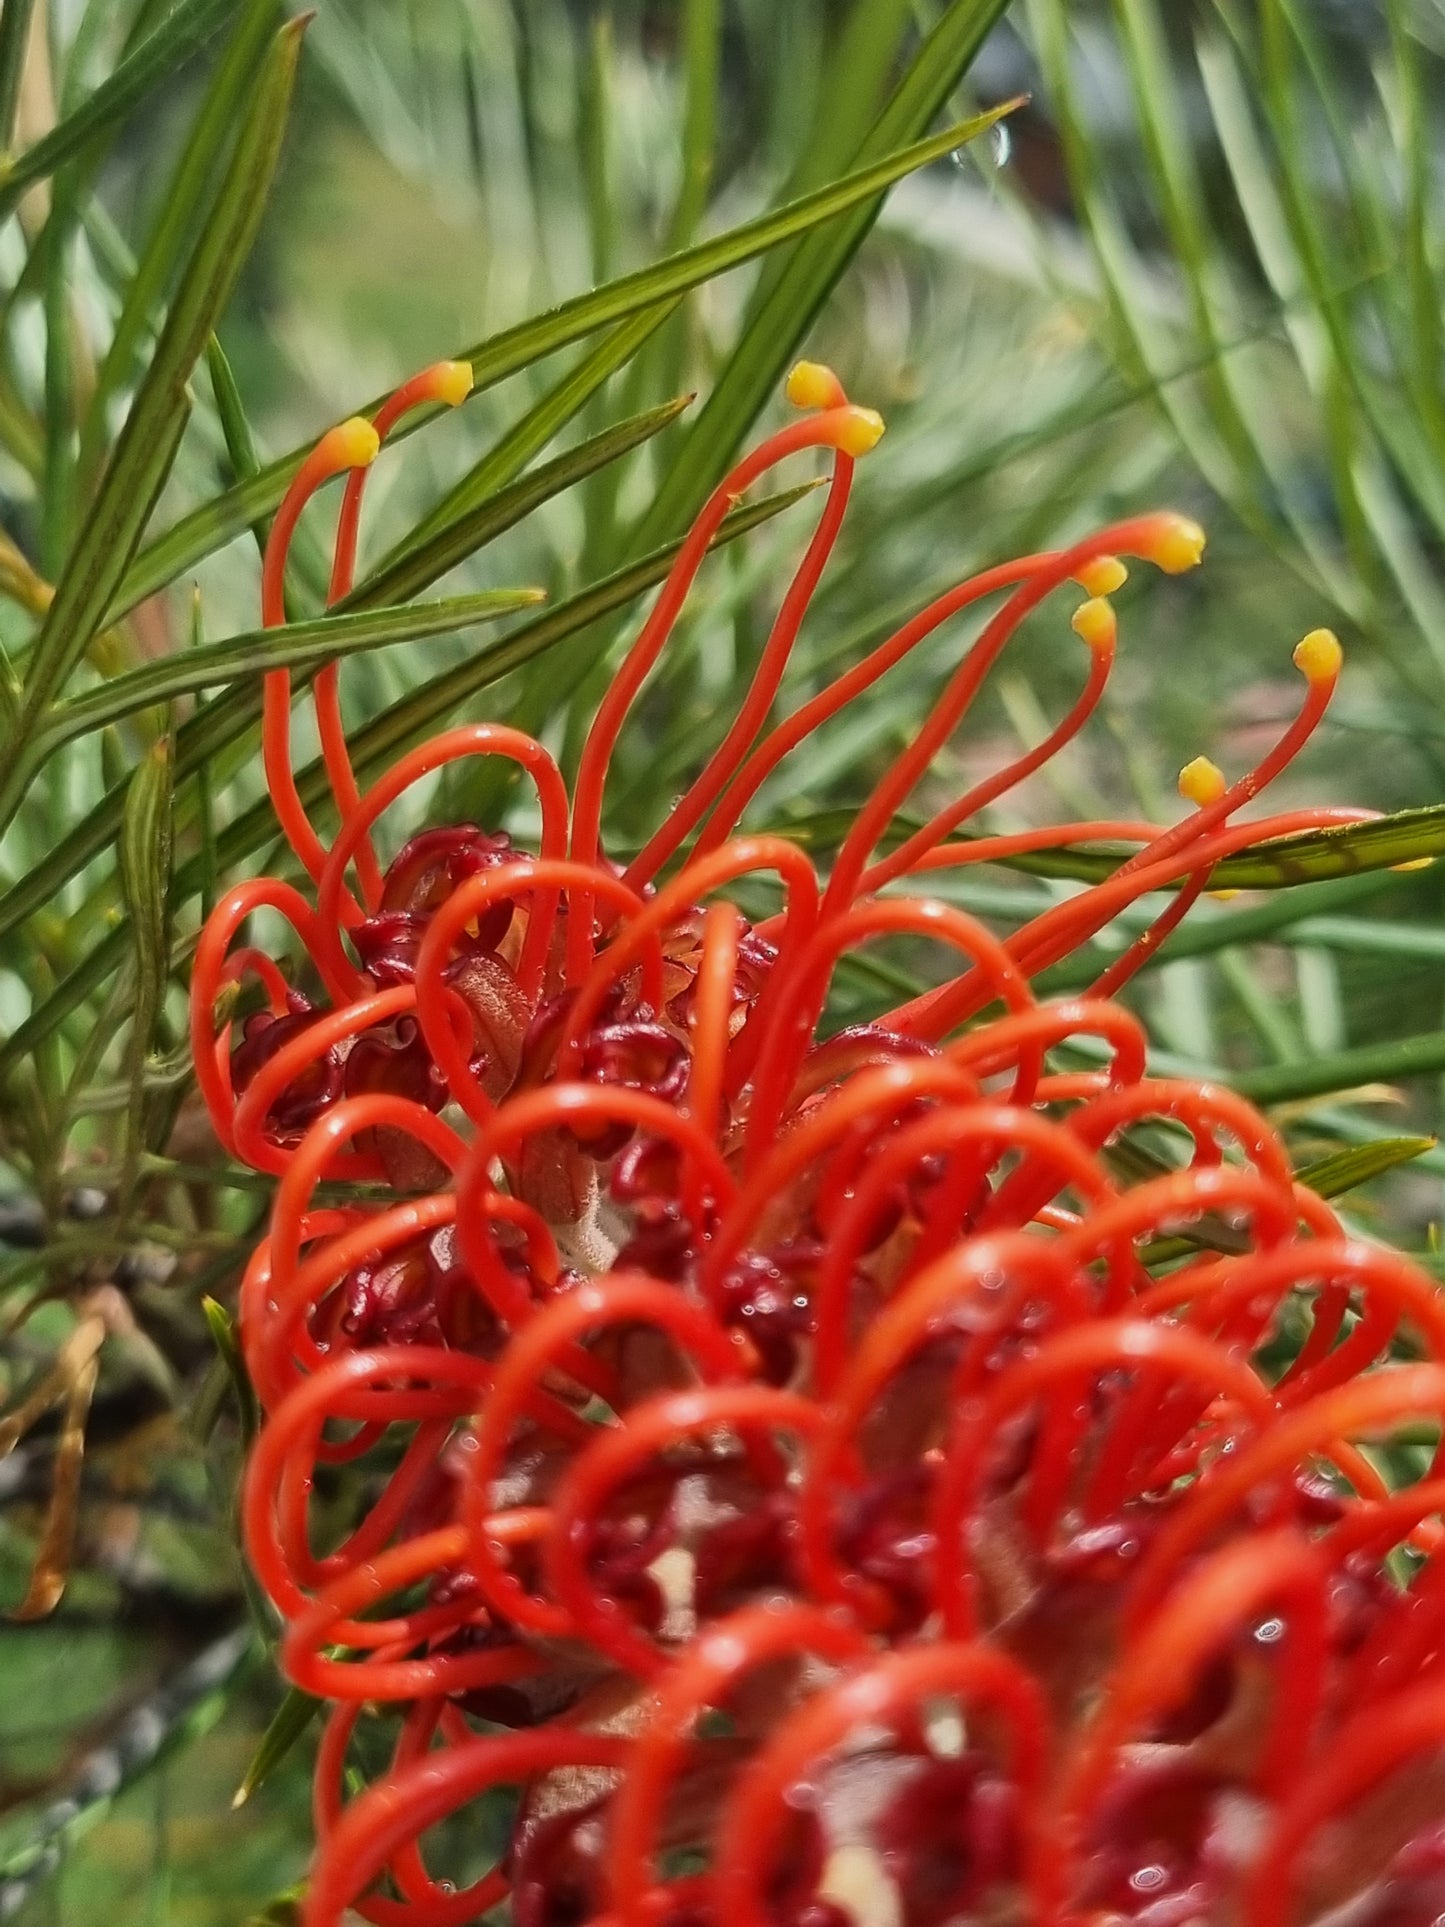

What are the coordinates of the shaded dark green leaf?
(0, 0, 238, 221)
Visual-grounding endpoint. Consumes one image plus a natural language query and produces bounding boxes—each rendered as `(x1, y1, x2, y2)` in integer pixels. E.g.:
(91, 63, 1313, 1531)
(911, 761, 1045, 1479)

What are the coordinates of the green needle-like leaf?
(777, 805, 1445, 889)
(116, 733, 174, 1214)
(1138, 1134, 1436, 1263)
(633, 3, 1017, 540)
(44, 590, 544, 747)
(11, 14, 303, 767)
(107, 103, 1012, 621)
(0, 0, 36, 154)
(0, 0, 239, 221)
(233, 1686, 320, 1809)
(380, 300, 681, 575)
(200, 1296, 259, 1452)
(1238, 1036, 1445, 1107)
(77, 0, 280, 483)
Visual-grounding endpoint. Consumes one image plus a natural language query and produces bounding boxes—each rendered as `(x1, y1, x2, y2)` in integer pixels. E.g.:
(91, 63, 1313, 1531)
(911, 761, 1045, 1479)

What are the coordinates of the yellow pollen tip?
(1209, 888, 1242, 901)
(1075, 555, 1128, 596)
(1293, 627, 1343, 683)
(424, 359, 474, 408)
(834, 405, 885, 457)
(786, 360, 844, 410)
(1070, 598, 1116, 651)
(1391, 856, 1434, 874)
(1179, 755, 1227, 808)
(1145, 515, 1207, 575)
(317, 417, 380, 474)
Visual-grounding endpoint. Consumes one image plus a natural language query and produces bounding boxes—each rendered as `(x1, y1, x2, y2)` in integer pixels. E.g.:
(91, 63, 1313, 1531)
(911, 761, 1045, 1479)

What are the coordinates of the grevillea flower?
(191, 362, 1445, 1927)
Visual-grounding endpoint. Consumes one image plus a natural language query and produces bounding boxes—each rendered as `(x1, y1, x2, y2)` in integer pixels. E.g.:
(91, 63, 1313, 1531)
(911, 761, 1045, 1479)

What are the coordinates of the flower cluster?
(192, 361, 1445, 1927)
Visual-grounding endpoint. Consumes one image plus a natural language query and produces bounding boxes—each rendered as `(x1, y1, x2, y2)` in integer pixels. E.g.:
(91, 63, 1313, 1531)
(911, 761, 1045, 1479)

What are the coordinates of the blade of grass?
(775, 804, 1445, 888)
(1139, 1134, 1436, 1263)
(199, 1296, 258, 1451)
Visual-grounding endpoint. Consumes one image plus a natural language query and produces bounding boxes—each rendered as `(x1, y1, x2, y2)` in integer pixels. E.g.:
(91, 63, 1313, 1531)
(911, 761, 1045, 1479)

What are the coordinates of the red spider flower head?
(190, 361, 1442, 1927)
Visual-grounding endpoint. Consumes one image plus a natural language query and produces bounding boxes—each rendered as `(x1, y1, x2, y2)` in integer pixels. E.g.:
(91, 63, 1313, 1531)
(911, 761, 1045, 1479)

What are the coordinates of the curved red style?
(191, 361, 1444, 1927)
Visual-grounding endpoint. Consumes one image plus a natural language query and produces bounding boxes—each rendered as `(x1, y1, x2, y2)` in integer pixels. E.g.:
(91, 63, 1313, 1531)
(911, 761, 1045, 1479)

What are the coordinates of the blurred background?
(2, 0, 1445, 1918)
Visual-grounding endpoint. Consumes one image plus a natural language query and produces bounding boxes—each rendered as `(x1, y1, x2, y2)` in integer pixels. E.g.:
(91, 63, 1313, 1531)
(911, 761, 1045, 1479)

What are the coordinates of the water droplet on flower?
(1131, 1865, 1168, 1894)
(990, 122, 1012, 169)
(1254, 1615, 1285, 1645)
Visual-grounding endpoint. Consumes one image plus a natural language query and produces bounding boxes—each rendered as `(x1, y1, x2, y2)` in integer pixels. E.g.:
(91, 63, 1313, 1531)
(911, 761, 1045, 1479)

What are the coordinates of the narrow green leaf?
(78, 0, 280, 482)
(0, 0, 238, 220)
(200, 1295, 259, 1451)
(1238, 1034, 1445, 1106)
(632, 5, 1017, 539)
(45, 589, 545, 746)
(774, 804, 1445, 889)
(377, 302, 680, 579)
(577, 12, 615, 285)
(775, 0, 916, 200)
(0, 0, 37, 154)
(205, 333, 262, 507)
(39, 174, 79, 576)
(107, 104, 1013, 620)
(665, 0, 722, 254)
(233, 1685, 319, 1808)
(1293, 1136, 1440, 1202)
(0, 927, 127, 1088)
(116, 732, 174, 1212)
(0, 398, 698, 948)
(13, 15, 303, 737)
(352, 394, 691, 612)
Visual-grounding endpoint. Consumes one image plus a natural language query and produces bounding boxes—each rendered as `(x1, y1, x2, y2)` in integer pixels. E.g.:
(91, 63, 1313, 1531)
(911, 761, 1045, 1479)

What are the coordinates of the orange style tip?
(1145, 514, 1207, 574)
(1293, 627, 1343, 683)
(786, 360, 845, 411)
(1075, 555, 1128, 596)
(835, 405, 885, 457)
(1178, 754, 1227, 807)
(1391, 856, 1434, 873)
(423, 359, 473, 408)
(316, 416, 380, 474)
(1070, 597, 1116, 651)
